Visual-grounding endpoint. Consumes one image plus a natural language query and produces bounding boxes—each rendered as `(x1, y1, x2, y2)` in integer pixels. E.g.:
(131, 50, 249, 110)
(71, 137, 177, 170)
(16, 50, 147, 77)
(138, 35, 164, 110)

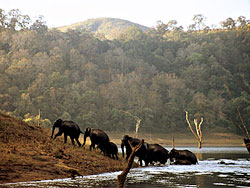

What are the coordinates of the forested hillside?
(0, 9, 249, 135)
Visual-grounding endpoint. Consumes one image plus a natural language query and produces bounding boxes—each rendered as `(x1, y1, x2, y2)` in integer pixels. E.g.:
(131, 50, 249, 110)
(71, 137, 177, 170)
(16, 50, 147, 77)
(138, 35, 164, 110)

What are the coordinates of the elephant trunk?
(82, 133, 87, 146)
(121, 142, 125, 158)
(51, 125, 56, 139)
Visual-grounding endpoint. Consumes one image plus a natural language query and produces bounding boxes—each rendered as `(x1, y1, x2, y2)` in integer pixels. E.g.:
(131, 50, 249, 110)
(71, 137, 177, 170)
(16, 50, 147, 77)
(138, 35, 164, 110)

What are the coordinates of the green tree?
(188, 14, 207, 31)
(221, 17, 236, 30)
(30, 15, 48, 33)
(0, 8, 7, 29)
(7, 9, 31, 30)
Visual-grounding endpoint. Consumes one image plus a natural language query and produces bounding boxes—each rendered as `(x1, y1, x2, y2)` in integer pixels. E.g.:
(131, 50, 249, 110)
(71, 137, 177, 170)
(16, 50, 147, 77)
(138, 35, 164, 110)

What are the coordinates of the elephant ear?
(123, 135, 129, 140)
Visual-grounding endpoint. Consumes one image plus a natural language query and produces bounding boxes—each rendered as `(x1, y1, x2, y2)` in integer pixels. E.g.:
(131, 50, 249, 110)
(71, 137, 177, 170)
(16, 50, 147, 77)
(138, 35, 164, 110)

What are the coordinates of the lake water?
(2, 147, 250, 188)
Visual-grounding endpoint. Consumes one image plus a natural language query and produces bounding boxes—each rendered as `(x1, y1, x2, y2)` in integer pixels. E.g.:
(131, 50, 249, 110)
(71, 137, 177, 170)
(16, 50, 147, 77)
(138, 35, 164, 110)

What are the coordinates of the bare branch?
(198, 117, 203, 141)
(186, 111, 204, 149)
(222, 77, 250, 139)
(120, 110, 142, 138)
(194, 119, 200, 138)
(185, 111, 198, 139)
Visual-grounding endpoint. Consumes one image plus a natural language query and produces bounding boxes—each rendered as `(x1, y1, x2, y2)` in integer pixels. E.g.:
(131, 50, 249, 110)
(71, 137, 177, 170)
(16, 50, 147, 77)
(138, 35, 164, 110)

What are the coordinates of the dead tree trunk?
(185, 111, 203, 149)
(120, 110, 142, 138)
(117, 139, 144, 188)
(135, 118, 141, 139)
(37, 109, 40, 127)
(172, 135, 175, 148)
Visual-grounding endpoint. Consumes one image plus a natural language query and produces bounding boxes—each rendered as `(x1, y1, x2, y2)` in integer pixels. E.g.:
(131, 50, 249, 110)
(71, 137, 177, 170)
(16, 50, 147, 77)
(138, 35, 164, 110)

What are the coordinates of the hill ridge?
(57, 17, 150, 39)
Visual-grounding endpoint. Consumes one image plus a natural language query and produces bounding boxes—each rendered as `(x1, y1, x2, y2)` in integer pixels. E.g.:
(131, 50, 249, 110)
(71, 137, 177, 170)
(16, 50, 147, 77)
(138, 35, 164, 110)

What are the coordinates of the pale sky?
(1, 0, 250, 28)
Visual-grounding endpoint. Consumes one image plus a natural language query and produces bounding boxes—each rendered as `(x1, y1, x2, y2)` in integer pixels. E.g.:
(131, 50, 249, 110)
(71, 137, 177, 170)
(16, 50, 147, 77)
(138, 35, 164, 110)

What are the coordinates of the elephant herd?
(121, 135, 198, 166)
(51, 119, 198, 166)
(51, 119, 119, 159)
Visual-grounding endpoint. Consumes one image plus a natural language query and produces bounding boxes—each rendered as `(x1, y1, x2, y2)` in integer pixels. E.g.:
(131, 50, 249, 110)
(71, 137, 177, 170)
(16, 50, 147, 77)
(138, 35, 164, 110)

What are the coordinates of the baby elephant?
(98, 142, 119, 160)
(169, 148, 198, 165)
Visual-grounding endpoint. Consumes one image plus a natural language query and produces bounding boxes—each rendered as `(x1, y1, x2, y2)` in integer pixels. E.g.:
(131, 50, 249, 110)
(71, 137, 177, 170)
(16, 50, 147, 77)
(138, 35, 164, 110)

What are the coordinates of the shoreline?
(106, 132, 246, 147)
(1, 145, 248, 186)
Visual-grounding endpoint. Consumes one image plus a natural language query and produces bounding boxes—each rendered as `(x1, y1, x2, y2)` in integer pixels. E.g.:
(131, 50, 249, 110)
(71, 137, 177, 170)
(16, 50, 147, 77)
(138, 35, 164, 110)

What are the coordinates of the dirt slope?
(0, 113, 125, 183)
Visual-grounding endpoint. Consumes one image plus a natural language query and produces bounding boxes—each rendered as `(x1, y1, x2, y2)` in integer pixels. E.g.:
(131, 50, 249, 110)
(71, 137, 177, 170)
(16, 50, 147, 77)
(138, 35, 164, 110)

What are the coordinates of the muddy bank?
(0, 113, 125, 183)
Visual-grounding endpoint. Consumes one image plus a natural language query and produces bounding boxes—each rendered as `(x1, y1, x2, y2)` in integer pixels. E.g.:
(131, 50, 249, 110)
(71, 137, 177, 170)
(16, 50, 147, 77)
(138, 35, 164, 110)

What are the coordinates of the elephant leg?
(104, 150, 107, 156)
(107, 153, 111, 158)
(70, 136, 75, 145)
(143, 158, 149, 166)
(64, 134, 68, 143)
(126, 153, 130, 160)
(113, 153, 118, 160)
(139, 158, 143, 166)
(90, 143, 95, 151)
(75, 138, 81, 147)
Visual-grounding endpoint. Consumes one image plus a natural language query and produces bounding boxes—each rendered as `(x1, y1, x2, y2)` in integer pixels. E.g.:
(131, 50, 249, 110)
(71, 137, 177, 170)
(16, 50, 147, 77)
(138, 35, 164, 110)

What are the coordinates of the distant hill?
(57, 17, 150, 40)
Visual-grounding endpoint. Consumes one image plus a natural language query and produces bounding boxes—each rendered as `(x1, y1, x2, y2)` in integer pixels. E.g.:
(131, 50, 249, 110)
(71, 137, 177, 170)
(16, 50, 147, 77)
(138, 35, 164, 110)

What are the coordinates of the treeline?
(0, 9, 249, 134)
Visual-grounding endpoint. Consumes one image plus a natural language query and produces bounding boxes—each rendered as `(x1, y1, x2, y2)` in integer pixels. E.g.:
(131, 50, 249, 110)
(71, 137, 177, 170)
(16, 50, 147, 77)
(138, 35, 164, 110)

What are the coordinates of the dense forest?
(0, 9, 249, 135)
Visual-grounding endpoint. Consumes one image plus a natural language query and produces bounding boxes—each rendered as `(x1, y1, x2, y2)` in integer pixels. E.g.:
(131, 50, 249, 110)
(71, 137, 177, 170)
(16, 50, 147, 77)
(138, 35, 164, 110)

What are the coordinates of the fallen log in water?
(117, 139, 144, 188)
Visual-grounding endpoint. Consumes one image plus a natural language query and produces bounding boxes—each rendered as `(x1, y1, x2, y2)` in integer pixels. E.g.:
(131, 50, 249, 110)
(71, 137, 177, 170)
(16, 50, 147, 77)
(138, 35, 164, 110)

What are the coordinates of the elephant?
(147, 143, 169, 165)
(107, 142, 119, 160)
(121, 135, 149, 166)
(98, 141, 119, 160)
(169, 148, 198, 165)
(82, 127, 109, 151)
(51, 119, 83, 147)
(97, 142, 107, 155)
